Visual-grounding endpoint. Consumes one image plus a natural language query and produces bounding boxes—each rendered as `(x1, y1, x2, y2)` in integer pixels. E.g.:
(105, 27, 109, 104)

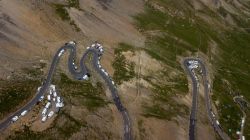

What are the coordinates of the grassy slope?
(0, 67, 42, 120)
(112, 43, 136, 85)
(54, 73, 107, 111)
(133, 0, 250, 139)
(52, 0, 81, 31)
(0, 79, 40, 119)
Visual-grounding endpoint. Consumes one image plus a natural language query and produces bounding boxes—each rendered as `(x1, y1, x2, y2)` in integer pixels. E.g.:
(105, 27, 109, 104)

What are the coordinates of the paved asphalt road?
(184, 58, 230, 140)
(0, 43, 132, 140)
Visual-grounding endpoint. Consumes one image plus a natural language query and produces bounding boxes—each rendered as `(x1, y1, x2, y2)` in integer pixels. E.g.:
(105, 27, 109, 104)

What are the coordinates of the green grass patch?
(112, 43, 136, 85)
(0, 67, 41, 119)
(67, 0, 80, 9)
(22, 67, 43, 78)
(138, 120, 146, 139)
(0, 79, 40, 119)
(54, 4, 70, 21)
(143, 103, 188, 120)
(52, 1, 81, 31)
(211, 31, 250, 139)
(142, 70, 189, 120)
(143, 104, 170, 119)
(55, 73, 107, 111)
(212, 75, 242, 138)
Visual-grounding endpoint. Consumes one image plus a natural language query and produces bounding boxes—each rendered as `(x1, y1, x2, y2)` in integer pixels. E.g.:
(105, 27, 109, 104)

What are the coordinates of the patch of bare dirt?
(124, 50, 163, 76)
(142, 118, 187, 140)
(69, 0, 145, 47)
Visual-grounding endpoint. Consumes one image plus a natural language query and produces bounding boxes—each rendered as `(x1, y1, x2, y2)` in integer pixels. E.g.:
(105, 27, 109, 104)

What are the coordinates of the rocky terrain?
(0, 0, 250, 140)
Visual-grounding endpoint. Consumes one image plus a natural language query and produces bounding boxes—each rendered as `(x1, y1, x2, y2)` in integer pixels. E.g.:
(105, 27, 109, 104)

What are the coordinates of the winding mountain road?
(0, 42, 132, 140)
(183, 58, 230, 140)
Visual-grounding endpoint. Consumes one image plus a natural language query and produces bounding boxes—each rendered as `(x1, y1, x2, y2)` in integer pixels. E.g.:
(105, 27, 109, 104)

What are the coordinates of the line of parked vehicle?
(185, 59, 230, 140)
(86, 43, 116, 86)
(41, 85, 64, 122)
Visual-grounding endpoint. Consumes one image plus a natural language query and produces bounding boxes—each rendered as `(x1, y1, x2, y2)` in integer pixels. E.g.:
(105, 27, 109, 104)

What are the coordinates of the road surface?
(183, 58, 230, 140)
(0, 42, 132, 140)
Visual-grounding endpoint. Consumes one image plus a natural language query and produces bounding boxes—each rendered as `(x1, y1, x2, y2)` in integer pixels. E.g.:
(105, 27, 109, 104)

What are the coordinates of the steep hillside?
(0, 0, 250, 140)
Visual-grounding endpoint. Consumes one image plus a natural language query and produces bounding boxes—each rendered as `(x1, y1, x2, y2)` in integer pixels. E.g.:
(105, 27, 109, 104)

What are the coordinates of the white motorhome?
(211, 112, 215, 117)
(242, 118, 245, 124)
(96, 43, 101, 47)
(48, 111, 54, 118)
(104, 72, 109, 76)
(42, 116, 47, 122)
(56, 102, 64, 108)
(49, 90, 52, 95)
(37, 87, 41, 93)
(57, 97, 61, 103)
(82, 75, 89, 80)
(42, 108, 47, 116)
(45, 102, 51, 109)
(68, 41, 76, 45)
(47, 95, 51, 101)
(39, 95, 44, 102)
(216, 120, 220, 125)
(58, 49, 64, 57)
(21, 110, 28, 116)
(12, 116, 19, 122)
(100, 48, 104, 53)
(53, 91, 57, 97)
(50, 85, 55, 91)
